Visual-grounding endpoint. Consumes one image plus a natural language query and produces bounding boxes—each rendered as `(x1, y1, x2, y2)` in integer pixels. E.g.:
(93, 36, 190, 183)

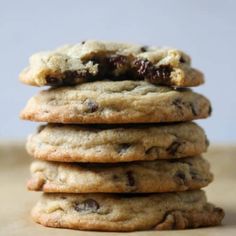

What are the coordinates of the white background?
(0, 0, 235, 142)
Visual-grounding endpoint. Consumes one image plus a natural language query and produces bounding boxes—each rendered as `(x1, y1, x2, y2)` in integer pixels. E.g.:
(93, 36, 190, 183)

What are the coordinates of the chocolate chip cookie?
(28, 157, 212, 193)
(19, 40, 204, 87)
(31, 190, 224, 231)
(26, 122, 208, 162)
(20, 81, 211, 124)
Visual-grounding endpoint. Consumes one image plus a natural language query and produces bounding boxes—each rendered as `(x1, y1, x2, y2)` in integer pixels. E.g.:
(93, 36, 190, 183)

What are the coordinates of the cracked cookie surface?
(31, 190, 224, 231)
(26, 122, 208, 162)
(20, 40, 204, 87)
(20, 81, 211, 124)
(28, 157, 213, 193)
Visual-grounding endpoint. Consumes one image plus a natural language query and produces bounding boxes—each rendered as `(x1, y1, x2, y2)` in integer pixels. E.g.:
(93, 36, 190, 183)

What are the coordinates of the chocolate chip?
(172, 98, 183, 110)
(90, 56, 100, 64)
(108, 55, 128, 69)
(112, 174, 119, 180)
(46, 70, 90, 86)
(179, 56, 186, 63)
(63, 71, 79, 85)
(145, 146, 159, 155)
(190, 170, 202, 181)
(74, 199, 99, 213)
(64, 70, 94, 85)
(167, 141, 181, 155)
(133, 59, 151, 76)
(45, 76, 62, 86)
(126, 171, 135, 186)
(117, 143, 131, 154)
(154, 65, 173, 82)
(81, 40, 86, 44)
(89, 55, 130, 80)
(174, 171, 186, 185)
(140, 46, 149, 52)
(176, 171, 186, 180)
(90, 57, 111, 78)
(86, 100, 98, 113)
(213, 207, 224, 214)
(133, 59, 173, 84)
(64, 70, 78, 80)
(190, 103, 199, 116)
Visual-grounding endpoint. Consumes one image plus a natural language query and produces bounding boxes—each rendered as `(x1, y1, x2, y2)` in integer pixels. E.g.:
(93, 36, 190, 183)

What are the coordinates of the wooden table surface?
(0, 142, 235, 236)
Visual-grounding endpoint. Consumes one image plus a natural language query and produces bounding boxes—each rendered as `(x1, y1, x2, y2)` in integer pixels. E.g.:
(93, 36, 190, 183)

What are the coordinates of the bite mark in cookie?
(19, 40, 204, 87)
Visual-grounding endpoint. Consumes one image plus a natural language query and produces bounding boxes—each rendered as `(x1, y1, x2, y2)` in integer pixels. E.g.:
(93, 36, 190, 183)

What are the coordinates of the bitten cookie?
(28, 157, 213, 193)
(31, 191, 224, 231)
(20, 40, 204, 87)
(26, 122, 208, 162)
(20, 81, 211, 124)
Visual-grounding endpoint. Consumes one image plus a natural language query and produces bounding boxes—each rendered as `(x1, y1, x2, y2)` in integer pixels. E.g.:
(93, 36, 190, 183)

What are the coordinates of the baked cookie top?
(20, 40, 204, 87)
(26, 122, 208, 162)
(31, 191, 224, 231)
(20, 80, 211, 124)
(28, 157, 213, 193)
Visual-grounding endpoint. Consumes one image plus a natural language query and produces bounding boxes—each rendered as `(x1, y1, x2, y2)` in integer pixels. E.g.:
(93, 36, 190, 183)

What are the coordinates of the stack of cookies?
(20, 40, 224, 231)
